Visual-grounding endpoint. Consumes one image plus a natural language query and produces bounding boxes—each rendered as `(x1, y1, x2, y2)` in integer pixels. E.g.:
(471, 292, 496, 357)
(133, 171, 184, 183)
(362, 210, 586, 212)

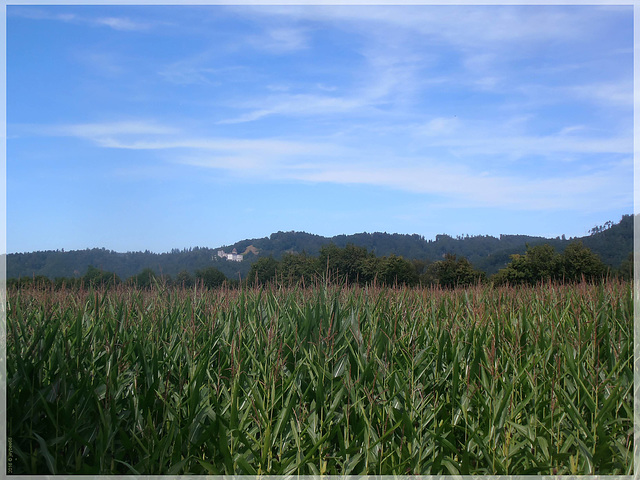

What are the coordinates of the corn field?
(6, 280, 633, 474)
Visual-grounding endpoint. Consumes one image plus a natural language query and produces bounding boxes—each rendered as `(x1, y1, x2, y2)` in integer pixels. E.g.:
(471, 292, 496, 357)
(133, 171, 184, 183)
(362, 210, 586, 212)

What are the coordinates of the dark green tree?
(175, 270, 194, 288)
(195, 267, 227, 288)
(617, 251, 633, 281)
(379, 254, 419, 286)
(493, 244, 562, 285)
(83, 265, 121, 287)
(526, 244, 561, 280)
(342, 244, 376, 284)
(280, 252, 319, 285)
(560, 241, 608, 282)
(128, 268, 157, 288)
(248, 256, 279, 285)
(8, 275, 52, 289)
(317, 244, 345, 281)
(318, 243, 375, 284)
(359, 256, 382, 285)
(427, 253, 484, 288)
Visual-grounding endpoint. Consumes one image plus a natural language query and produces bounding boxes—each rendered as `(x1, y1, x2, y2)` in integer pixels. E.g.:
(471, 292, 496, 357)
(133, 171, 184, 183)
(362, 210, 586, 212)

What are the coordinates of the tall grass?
(7, 280, 633, 474)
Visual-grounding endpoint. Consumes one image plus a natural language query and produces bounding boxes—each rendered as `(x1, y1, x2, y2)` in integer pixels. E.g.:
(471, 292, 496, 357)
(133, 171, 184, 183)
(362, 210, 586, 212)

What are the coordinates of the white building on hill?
(217, 248, 243, 262)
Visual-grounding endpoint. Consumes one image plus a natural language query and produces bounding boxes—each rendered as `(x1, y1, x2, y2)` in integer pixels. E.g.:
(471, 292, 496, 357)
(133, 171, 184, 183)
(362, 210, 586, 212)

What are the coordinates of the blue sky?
(7, 5, 634, 254)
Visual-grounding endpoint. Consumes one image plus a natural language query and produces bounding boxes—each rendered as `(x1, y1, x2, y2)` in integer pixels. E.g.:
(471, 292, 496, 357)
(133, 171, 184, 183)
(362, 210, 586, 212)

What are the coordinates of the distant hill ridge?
(7, 214, 633, 281)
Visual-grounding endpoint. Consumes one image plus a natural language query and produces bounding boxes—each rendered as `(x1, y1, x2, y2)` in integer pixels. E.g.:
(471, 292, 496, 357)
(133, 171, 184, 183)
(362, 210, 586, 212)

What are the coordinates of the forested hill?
(7, 214, 633, 281)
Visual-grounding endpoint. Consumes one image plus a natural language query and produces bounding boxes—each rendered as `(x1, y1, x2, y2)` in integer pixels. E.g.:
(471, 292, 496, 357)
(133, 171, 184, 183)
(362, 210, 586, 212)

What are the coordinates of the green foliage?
(83, 265, 121, 287)
(7, 275, 53, 289)
(127, 267, 157, 288)
(248, 256, 279, 285)
(195, 267, 227, 288)
(493, 244, 561, 285)
(279, 252, 319, 285)
(257, 244, 419, 287)
(426, 253, 485, 288)
(617, 252, 633, 281)
(175, 269, 194, 288)
(494, 242, 609, 285)
(560, 241, 608, 282)
(580, 214, 634, 267)
(378, 254, 419, 286)
(318, 243, 375, 284)
(526, 243, 562, 280)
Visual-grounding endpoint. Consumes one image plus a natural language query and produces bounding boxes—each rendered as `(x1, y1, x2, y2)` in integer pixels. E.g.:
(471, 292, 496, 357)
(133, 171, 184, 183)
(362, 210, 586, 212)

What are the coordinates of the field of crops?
(6, 279, 633, 474)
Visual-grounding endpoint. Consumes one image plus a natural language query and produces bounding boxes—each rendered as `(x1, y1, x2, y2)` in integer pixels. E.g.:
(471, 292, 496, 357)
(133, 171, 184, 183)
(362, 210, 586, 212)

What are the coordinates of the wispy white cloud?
(557, 125, 586, 136)
(9, 7, 77, 22)
(27, 118, 629, 213)
(158, 65, 222, 85)
(9, 6, 152, 31)
(418, 117, 461, 137)
(254, 156, 630, 212)
(284, 157, 631, 212)
(569, 81, 633, 108)
(317, 83, 337, 92)
(157, 51, 246, 86)
(404, 113, 632, 162)
(75, 51, 126, 77)
(42, 121, 180, 138)
(228, 5, 631, 113)
(215, 43, 425, 125)
(431, 132, 631, 158)
(266, 84, 291, 92)
(217, 93, 371, 124)
(95, 16, 149, 31)
(107, 137, 343, 157)
(216, 109, 273, 125)
(251, 27, 309, 53)
(209, 8, 446, 125)
(31, 120, 346, 158)
(236, 5, 615, 51)
(510, 79, 633, 112)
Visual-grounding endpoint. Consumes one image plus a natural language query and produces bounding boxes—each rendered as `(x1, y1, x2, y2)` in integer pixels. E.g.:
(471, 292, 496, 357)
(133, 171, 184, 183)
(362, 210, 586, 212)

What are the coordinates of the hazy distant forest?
(7, 214, 633, 289)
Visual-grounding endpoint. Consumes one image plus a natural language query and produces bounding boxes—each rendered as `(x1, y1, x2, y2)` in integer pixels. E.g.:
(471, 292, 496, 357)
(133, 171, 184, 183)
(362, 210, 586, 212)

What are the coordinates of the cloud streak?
(287, 161, 631, 212)
(217, 93, 370, 124)
(25, 118, 631, 214)
(36, 121, 180, 139)
(94, 16, 149, 31)
(238, 5, 620, 50)
(217, 6, 631, 123)
(249, 27, 310, 53)
(9, 6, 153, 31)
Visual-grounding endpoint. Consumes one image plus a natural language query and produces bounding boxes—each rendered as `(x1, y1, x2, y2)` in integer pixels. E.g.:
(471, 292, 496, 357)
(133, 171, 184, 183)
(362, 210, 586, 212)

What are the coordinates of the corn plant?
(7, 279, 633, 474)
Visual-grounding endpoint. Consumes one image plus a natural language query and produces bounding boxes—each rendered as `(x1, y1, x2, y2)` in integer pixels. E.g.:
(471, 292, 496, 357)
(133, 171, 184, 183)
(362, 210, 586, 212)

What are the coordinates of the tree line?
(246, 241, 627, 287)
(8, 240, 630, 291)
(7, 214, 634, 281)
